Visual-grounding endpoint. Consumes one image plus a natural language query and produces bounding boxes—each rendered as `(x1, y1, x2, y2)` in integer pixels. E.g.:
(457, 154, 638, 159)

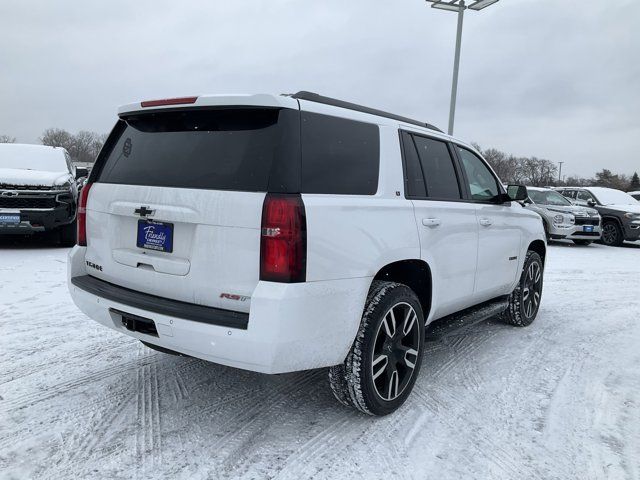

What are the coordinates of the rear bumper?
(68, 246, 370, 374)
(0, 206, 75, 234)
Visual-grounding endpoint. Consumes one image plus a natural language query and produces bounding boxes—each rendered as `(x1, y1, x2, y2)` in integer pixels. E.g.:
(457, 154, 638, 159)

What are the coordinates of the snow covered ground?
(1, 239, 639, 480)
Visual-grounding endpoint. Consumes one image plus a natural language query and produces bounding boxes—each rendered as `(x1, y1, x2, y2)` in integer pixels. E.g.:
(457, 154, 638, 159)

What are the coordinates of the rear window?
(95, 108, 300, 192)
(300, 112, 380, 195)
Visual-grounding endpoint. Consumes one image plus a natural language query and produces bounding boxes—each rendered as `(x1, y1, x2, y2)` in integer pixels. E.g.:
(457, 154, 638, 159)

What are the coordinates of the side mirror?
(75, 167, 88, 180)
(587, 199, 597, 207)
(507, 184, 528, 202)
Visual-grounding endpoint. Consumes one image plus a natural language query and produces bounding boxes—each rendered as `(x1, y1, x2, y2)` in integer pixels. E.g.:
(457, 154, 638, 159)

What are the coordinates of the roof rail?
(288, 91, 443, 133)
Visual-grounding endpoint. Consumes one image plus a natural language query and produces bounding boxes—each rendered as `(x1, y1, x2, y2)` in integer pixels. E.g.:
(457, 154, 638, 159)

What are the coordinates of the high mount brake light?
(260, 194, 306, 283)
(140, 96, 198, 108)
(77, 182, 93, 246)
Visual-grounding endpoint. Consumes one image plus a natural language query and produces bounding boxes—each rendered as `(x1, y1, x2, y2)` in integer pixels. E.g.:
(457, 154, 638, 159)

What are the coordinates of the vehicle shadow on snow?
(87, 315, 510, 439)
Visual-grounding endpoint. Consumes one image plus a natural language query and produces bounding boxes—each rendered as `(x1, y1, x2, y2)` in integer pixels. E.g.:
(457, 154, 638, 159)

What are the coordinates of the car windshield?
(591, 189, 639, 205)
(0, 144, 68, 172)
(528, 189, 572, 206)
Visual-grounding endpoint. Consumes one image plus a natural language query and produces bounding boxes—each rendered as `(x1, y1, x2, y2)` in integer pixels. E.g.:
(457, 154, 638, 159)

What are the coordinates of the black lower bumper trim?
(71, 275, 248, 330)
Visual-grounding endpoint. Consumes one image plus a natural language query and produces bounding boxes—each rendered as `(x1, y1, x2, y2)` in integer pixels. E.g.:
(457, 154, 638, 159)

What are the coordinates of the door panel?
(474, 203, 522, 301)
(454, 145, 523, 301)
(412, 201, 479, 318)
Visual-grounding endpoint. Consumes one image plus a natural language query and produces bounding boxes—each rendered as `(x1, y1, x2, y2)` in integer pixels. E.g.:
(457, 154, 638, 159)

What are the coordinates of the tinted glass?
(457, 147, 500, 201)
(400, 132, 426, 197)
(413, 136, 461, 199)
(96, 108, 299, 192)
(301, 112, 379, 195)
(577, 190, 595, 202)
(529, 189, 572, 206)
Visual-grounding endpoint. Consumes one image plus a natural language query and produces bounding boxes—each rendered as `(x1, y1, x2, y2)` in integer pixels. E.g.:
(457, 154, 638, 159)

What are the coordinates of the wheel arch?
(601, 215, 623, 229)
(372, 259, 432, 319)
(528, 239, 546, 264)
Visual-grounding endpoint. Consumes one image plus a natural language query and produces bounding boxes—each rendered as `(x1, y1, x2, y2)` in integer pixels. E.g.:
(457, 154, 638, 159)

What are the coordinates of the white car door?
(455, 146, 522, 303)
(401, 132, 478, 320)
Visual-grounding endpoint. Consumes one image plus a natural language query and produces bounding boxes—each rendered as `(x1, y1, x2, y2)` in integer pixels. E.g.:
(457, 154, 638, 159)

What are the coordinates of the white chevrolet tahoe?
(68, 92, 546, 415)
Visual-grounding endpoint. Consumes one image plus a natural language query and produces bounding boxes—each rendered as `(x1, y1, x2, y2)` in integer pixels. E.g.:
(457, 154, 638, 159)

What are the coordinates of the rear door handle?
(422, 218, 441, 227)
(479, 217, 493, 227)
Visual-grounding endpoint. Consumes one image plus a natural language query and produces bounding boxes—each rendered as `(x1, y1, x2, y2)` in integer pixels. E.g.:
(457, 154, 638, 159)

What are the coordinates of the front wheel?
(601, 221, 623, 247)
(502, 251, 544, 327)
(328, 281, 425, 416)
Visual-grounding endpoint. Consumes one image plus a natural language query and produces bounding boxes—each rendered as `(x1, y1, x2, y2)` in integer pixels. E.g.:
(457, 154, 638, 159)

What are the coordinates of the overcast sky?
(1, 0, 639, 177)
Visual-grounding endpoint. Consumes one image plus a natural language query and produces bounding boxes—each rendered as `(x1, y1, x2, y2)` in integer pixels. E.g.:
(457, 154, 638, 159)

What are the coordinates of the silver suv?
(508, 186, 601, 245)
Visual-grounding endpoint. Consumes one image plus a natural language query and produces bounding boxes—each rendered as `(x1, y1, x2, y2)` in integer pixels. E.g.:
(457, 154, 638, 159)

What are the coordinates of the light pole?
(425, 0, 500, 135)
(557, 161, 564, 184)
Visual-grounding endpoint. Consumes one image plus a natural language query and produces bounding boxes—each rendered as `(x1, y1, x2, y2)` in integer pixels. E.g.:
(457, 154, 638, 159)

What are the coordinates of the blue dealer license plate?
(0, 214, 20, 224)
(583, 225, 594, 233)
(137, 220, 174, 253)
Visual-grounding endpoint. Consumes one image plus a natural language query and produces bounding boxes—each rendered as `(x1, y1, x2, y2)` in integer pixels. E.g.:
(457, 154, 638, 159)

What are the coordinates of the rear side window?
(400, 131, 461, 200)
(400, 132, 426, 197)
(413, 136, 461, 200)
(300, 112, 379, 195)
(95, 108, 300, 192)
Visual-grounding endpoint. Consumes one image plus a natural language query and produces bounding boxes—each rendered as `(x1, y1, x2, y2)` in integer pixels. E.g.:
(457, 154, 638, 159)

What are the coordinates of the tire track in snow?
(208, 370, 324, 456)
(274, 418, 358, 480)
(0, 354, 163, 413)
(411, 386, 538, 480)
(135, 347, 163, 473)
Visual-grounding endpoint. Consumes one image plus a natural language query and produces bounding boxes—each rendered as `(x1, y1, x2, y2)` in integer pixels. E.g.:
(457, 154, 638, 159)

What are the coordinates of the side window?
(577, 190, 594, 202)
(400, 132, 426, 198)
(301, 112, 380, 195)
(565, 190, 576, 199)
(456, 147, 500, 201)
(413, 136, 461, 200)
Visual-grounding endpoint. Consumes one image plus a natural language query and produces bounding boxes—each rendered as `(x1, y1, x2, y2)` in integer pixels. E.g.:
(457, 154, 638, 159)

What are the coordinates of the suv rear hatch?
(83, 99, 300, 313)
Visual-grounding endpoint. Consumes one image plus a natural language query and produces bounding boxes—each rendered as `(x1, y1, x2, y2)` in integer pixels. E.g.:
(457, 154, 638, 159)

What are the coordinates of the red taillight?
(260, 194, 306, 283)
(77, 182, 93, 246)
(140, 96, 198, 108)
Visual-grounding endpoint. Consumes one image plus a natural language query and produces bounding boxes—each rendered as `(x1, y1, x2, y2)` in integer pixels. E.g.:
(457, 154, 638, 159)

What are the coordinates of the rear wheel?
(572, 240, 592, 246)
(328, 281, 425, 416)
(601, 221, 623, 247)
(502, 251, 544, 327)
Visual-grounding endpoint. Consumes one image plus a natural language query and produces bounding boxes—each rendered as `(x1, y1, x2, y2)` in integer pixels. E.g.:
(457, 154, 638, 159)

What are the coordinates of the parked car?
(0, 143, 86, 245)
(556, 187, 640, 246)
(508, 186, 601, 245)
(629, 191, 640, 201)
(67, 92, 546, 415)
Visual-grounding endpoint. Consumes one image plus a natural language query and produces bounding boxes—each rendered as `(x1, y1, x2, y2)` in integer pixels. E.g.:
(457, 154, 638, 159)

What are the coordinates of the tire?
(58, 221, 77, 247)
(601, 221, 624, 247)
(502, 251, 544, 327)
(328, 281, 425, 416)
(572, 240, 592, 246)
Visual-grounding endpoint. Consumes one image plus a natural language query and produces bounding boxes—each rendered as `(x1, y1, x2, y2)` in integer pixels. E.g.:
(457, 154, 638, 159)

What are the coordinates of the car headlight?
(553, 214, 564, 224)
(56, 181, 72, 190)
(623, 212, 640, 219)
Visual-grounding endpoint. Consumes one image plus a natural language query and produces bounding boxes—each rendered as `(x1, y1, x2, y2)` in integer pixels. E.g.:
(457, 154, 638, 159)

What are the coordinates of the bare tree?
(40, 128, 106, 163)
(0, 135, 16, 143)
(40, 128, 74, 150)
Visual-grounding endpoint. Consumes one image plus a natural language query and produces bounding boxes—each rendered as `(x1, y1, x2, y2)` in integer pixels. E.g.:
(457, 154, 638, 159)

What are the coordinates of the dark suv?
(557, 187, 640, 246)
(0, 143, 86, 245)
